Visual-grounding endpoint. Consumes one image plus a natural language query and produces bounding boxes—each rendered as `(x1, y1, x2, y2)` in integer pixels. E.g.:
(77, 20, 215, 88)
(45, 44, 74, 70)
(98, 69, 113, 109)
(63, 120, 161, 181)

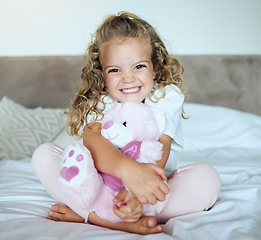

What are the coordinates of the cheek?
(104, 77, 119, 96)
(152, 70, 156, 79)
(104, 76, 113, 89)
(142, 72, 154, 88)
(150, 66, 156, 79)
(103, 75, 109, 87)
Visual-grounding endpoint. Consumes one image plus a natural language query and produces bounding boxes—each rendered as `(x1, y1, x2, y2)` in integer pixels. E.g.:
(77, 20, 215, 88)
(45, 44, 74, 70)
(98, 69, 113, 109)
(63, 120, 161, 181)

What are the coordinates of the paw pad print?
(60, 144, 90, 186)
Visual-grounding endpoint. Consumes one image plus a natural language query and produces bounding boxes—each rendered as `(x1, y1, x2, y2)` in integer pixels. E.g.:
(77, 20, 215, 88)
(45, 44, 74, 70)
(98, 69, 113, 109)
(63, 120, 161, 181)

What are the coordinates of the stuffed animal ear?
(150, 107, 166, 135)
(102, 102, 122, 124)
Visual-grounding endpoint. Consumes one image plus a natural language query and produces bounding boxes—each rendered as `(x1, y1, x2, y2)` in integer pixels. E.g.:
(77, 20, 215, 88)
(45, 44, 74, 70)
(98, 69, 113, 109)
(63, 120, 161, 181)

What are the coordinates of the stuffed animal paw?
(59, 144, 103, 209)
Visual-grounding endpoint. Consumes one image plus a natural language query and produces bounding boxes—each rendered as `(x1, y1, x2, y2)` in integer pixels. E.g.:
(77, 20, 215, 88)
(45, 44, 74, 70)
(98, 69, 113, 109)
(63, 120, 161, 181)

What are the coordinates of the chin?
(122, 98, 142, 103)
(121, 95, 144, 103)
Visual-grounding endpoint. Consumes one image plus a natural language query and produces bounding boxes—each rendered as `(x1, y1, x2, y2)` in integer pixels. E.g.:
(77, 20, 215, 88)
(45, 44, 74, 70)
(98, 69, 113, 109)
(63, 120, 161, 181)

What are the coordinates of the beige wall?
(0, 0, 261, 56)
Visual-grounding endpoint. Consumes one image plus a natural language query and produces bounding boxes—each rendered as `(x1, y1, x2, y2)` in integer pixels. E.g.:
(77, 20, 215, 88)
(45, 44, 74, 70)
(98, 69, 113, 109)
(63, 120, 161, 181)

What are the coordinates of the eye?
(108, 68, 119, 73)
(135, 64, 146, 70)
(123, 121, 127, 127)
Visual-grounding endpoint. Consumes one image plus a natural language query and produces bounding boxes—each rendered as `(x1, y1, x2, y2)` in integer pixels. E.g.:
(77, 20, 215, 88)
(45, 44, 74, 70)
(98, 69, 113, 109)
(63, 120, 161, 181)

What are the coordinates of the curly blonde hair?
(68, 11, 186, 139)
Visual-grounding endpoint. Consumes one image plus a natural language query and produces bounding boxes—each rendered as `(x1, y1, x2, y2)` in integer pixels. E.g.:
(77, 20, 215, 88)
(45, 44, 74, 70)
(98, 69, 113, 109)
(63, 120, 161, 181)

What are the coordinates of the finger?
(113, 203, 134, 219)
(113, 206, 142, 222)
(146, 194, 158, 205)
(136, 195, 148, 205)
(113, 204, 128, 220)
(151, 185, 168, 202)
(159, 181, 170, 195)
(153, 177, 170, 195)
(113, 200, 142, 218)
(122, 214, 142, 223)
(151, 164, 167, 181)
(113, 189, 128, 203)
(120, 198, 142, 213)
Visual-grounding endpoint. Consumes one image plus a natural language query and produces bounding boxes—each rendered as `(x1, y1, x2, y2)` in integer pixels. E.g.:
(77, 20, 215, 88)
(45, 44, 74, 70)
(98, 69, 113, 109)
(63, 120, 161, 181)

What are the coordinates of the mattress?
(0, 97, 260, 239)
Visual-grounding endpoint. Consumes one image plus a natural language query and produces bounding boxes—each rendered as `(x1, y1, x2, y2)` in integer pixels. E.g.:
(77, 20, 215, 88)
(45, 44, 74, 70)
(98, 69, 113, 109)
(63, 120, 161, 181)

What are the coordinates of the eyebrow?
(103, 65, 116, 71)
(103, 61, 150, 71)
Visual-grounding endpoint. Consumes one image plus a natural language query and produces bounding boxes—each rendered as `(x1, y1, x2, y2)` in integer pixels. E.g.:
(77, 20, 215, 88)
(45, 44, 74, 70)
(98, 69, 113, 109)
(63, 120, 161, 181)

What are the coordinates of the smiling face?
(100, 37, 156, 103)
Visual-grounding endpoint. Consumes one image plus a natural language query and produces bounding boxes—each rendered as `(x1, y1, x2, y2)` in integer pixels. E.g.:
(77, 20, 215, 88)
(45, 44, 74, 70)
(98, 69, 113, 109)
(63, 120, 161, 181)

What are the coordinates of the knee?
(193, 163, 221, 191)
(174, 163, 221, 201)
(32, 143, 52, 161)
(190, 163, 222, 206)
(31, 143, 60, 169)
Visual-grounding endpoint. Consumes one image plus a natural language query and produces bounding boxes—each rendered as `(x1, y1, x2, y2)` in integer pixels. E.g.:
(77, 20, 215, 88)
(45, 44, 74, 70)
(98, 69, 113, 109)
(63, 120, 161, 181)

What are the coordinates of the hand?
(120, 162, 170, 205)
(113, 189, 142, 223)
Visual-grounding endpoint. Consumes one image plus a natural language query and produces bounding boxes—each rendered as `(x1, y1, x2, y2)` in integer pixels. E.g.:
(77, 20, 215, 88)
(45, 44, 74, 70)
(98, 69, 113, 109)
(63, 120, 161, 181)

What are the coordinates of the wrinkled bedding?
(0, 102, 260, 240)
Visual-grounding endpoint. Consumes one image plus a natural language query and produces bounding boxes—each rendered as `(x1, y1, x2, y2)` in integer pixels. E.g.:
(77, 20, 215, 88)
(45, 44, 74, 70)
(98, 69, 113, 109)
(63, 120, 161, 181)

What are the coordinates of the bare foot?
(88, 212, 164, 235)
(124, 215, 164, 235)
(48, 204, 163, 235)
(48, 204, 84, 223)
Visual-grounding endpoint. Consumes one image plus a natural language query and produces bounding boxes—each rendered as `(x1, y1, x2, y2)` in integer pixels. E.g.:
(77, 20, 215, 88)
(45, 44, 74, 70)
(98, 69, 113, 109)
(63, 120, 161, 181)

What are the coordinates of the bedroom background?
(0, 1, 261, 240)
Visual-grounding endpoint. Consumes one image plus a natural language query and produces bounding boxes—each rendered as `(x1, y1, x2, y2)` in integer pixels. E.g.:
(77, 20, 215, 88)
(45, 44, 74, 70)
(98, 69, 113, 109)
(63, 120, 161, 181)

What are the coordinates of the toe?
(49, 204, 84, 223)
(48, 210, 64, 221)
(51, 204, 71, 214)
(140, 216, 163, 234)
(51, 204, 63, 212)
(145, 216, 157, 228)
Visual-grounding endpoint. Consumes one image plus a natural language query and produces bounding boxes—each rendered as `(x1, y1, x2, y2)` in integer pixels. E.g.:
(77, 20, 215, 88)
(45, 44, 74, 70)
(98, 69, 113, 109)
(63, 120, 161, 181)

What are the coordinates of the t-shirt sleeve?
(146, 85, 184, 151)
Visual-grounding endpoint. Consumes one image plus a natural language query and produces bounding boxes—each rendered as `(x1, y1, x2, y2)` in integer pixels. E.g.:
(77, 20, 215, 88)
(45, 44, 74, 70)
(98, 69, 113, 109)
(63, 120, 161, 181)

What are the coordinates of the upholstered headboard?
(0, 55, 260, 115)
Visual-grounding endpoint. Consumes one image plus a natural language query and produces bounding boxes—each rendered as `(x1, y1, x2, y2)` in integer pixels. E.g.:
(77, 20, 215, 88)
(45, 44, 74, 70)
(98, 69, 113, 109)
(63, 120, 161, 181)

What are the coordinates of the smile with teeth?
(121, 86, 141, 94)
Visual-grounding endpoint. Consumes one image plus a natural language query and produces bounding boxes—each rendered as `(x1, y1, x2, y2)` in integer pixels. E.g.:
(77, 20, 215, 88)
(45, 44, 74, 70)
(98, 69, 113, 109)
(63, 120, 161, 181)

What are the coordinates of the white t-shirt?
(86, 84, 184, 172)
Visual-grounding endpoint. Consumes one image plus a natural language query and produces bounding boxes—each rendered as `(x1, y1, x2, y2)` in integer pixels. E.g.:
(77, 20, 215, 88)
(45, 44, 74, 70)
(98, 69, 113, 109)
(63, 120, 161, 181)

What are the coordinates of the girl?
(32, 12, 221, 235)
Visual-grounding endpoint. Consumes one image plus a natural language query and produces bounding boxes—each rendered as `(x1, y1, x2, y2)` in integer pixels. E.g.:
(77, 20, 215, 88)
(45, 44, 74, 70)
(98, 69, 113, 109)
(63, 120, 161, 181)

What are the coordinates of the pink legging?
(31, 143, 221, 223)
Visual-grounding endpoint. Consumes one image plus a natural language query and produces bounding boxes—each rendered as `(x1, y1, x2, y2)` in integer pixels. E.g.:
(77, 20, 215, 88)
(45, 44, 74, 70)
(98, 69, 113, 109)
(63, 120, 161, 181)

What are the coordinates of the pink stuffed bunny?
(58, 102, 169, 222)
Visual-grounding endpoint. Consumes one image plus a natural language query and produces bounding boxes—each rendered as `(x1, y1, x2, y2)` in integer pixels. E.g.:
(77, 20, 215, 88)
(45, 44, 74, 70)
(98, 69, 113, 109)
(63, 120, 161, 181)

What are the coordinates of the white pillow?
(0, 97, 67, 160)
(182, 103, 261, 151)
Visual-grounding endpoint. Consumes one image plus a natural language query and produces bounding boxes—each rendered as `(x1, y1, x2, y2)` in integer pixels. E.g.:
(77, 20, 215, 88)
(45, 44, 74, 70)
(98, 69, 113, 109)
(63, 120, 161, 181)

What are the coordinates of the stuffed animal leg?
(58, 143, 122, 222)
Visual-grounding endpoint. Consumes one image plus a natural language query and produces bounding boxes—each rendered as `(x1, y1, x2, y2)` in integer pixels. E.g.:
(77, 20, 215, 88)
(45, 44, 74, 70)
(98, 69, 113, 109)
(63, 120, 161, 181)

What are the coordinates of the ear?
(150, 107, 166, 134)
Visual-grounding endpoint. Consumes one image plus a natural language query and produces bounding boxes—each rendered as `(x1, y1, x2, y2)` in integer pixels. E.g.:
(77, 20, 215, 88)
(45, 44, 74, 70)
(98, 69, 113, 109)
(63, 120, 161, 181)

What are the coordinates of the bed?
(0, 55, 260, 240)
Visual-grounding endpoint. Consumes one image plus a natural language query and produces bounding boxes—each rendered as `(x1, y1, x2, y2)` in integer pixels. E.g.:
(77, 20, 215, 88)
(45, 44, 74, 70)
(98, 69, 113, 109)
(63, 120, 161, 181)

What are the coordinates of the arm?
(112, 134, 171, 222)
(83, 123, 169, 204)
(157, 134, 172, 169)
(83, 122, 137, 179)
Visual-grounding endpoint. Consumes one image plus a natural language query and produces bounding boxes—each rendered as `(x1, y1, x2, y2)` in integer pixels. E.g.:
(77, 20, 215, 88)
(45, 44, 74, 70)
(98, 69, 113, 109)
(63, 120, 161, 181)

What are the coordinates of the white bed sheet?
(0, 103, 261, 240)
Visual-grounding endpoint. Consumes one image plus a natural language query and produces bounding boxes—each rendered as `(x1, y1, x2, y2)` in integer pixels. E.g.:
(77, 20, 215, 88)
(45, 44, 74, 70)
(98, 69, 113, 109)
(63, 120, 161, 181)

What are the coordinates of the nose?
(122, 71, 135, 83)
(103, 120, 114, 130)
